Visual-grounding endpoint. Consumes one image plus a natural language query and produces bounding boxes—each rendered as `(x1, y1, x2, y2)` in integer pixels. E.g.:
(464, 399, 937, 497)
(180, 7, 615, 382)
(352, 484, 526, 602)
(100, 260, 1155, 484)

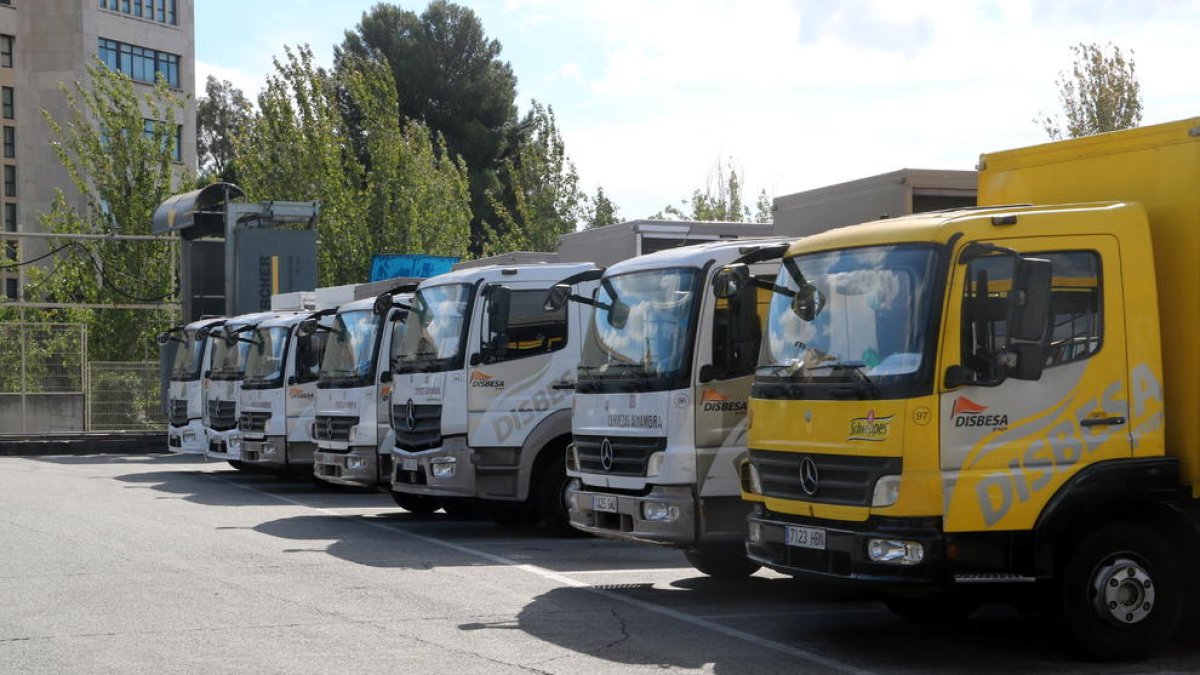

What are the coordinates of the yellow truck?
(736, 117, 1200, 660)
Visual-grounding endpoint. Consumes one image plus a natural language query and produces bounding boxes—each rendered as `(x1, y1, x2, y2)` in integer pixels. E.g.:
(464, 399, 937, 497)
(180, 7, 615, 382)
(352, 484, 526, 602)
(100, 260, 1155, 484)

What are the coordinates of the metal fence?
(86, 361, 166, 431)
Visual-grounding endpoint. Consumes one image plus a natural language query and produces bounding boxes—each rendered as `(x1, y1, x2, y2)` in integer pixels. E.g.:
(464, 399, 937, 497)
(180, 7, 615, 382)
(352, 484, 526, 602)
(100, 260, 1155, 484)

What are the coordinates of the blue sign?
(370, 254, 460, 282)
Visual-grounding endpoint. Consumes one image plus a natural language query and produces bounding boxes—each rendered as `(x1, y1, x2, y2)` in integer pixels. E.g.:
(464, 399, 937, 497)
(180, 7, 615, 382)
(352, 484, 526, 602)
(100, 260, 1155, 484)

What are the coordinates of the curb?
(0, 433, 168, 457)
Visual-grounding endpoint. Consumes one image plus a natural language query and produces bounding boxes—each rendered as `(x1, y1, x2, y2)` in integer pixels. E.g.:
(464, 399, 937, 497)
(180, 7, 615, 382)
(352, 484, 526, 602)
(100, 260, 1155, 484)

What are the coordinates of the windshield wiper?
(806, 360, 880, 398)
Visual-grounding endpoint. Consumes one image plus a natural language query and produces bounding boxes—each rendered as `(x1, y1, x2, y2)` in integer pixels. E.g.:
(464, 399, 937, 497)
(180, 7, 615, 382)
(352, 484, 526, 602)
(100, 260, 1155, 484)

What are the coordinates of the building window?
(4, 165, 14, 197)
(2, 87, 12, 120)
(98, 38, 180, 88)
(3, 203, 14, 232)
(101, 0, 176, 25)
(143, 119, 182, 161)
(4, 239, 14, 262)
(0, 1, 13, 7)
(4, 277, 16, 300)
(3, 126, 13, 159)
(0, 36, 12, 68)
(133, 0, 142, 17)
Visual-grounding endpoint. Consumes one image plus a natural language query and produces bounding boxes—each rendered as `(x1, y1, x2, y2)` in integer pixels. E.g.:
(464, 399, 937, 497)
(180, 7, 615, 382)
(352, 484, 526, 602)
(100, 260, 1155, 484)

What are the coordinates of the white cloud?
(195, 59, 264, 100)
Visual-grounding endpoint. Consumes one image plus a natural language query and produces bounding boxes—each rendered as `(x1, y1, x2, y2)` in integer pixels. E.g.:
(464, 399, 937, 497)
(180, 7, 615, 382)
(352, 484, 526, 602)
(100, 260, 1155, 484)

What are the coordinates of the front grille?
(392, 403, 441, 452)
(239, 410, 271, 433)
(169, 398, 189, 427)
(575, 435, 667, 477)
(313, 415, 355, 442)
(206, 400, 237, 431)
(749, 449, 901, 506)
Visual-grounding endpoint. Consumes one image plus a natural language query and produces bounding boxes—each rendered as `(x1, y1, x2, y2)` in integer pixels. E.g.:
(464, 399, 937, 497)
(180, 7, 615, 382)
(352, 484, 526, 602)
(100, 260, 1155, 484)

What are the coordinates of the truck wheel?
(535, 451, 583, 536)
(684, 545, 760, 578)
(390, 492, 440, 515)
(1059, 523, 1183, 661)
(483, 499, 537, 527)
(883, 595, 978, 623)
(227, 460, 251, 472)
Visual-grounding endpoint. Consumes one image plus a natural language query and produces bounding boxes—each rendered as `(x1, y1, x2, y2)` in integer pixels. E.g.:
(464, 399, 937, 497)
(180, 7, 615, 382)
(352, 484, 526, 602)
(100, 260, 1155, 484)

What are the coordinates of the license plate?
(593, 495, 618, 513)
(401, 458, 419, 472)
(785, 525, 827, 550)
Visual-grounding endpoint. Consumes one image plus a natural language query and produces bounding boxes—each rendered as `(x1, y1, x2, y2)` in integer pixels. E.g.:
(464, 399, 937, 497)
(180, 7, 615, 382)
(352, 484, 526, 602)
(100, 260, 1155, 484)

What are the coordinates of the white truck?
(204, 311, 292, 468)
(388, 263, 600, 527)
(236, 309, 336, 475)
(162, 317, 225, 454)
(564, 238, 791, 576)
(311, 292, 412, 488)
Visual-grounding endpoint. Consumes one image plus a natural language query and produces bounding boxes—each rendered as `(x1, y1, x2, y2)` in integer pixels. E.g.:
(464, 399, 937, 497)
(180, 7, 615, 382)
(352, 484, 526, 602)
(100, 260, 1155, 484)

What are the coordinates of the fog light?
(867, 539, 925, 565)
(228, 437, 241, 451)
(748, 521, 763, 544)
(566, 443, 579, 472)
(182, 431, 196, 442)
(430, 457, 456, 479)
(871, 475, 901, 507)
(346, 456, 367, 471)
(261, 442, 277, 456)
(646, 451, 666, 477)
(641, 501, 679, 522)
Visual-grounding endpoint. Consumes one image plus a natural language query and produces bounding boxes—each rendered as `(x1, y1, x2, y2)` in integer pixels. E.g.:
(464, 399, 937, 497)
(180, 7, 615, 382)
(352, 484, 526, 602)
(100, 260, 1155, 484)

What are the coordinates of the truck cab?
(162, 317, 224, 454)
(312, 294, 410, 488)
(237, 309, 335, 474)
(204, 311, 288, 467)
(389, 263, 599, 527)
(565, 239, 790, 575)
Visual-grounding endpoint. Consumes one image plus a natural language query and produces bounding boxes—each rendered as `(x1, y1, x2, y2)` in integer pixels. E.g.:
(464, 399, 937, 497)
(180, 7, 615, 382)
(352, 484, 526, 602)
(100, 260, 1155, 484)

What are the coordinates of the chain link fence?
(86, 362, 166, 431)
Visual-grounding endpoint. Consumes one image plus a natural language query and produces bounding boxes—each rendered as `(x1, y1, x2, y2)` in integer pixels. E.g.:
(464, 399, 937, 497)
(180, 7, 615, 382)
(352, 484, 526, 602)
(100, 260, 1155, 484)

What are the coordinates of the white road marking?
(207, 473, 876, 675)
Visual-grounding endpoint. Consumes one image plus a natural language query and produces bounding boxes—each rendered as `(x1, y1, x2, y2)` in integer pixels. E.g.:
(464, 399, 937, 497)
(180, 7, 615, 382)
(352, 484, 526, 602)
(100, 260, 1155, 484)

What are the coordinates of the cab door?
(939, 236, 1131, 532)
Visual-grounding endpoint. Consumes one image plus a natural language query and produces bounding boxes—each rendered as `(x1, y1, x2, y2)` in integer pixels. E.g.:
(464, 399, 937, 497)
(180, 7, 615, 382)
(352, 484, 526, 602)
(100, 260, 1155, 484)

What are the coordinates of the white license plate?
(784, 525, 827, 550)
(401, 458, 419, 472)
(593, 495, 618, 513)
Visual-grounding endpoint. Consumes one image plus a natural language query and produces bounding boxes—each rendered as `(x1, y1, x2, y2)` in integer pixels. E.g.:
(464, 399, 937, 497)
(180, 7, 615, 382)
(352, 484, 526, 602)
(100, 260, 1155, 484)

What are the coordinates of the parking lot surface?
(1, 453, 1197, 674)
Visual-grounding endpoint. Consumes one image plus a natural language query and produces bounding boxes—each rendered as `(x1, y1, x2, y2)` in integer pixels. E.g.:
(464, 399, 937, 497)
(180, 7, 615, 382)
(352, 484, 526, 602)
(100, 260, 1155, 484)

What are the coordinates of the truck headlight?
(430, 457, 456, 479)
(346, 456, 367, 471)
(228, 437, 241, 451)
(261, 442, 277, 456)
(741, 462, 763, 495)
(566, 443, 580, 472)
(867, 539, 925, 565)
(641, 501, 679, 522)
(871, 475, 901, 507)
(645, 451, 666, 477)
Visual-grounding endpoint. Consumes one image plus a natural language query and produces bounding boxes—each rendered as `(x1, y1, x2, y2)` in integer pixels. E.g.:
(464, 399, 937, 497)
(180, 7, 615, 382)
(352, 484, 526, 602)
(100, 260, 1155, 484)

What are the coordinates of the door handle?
(1080, 416, 1126, 428)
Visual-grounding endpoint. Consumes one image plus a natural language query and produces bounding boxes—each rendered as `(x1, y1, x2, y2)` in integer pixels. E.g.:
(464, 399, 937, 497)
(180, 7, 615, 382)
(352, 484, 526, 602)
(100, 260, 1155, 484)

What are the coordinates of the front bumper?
(167, 419, 206, 454)
(567, 483, 704, 547)
(240, 436, 316, 469)
(746, 508, 947, 588)
(391, 437, 476, 498)
(205, 429, 243, 460)
(314, 446, 388, 488)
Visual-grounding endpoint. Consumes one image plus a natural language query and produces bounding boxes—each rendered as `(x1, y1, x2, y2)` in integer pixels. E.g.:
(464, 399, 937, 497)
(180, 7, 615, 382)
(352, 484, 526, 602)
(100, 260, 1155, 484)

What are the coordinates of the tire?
(390, 492, 440, 515)
(883, 595, 978, 624)
(1059, 522, 1183, 661)
(227, 460, 252, 472)
(483, 499, 537, 527)
(684, 545, 760, 579)
(535, 451, 583, 536)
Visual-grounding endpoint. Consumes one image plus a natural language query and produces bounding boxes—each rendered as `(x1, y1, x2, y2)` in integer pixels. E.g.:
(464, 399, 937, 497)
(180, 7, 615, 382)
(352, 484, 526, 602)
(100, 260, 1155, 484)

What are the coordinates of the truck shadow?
(111, 464, 394, 508)
(510, 585, 1200, 673)
(29, 452, 196, 465)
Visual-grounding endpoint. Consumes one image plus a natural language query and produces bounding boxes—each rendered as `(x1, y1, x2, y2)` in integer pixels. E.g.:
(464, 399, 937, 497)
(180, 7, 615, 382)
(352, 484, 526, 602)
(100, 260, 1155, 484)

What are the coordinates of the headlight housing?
(867, 539, 924, 565)
(430, 457, 456, 479)
(871, 475, 901, 507)
(645, 451, 666, 477)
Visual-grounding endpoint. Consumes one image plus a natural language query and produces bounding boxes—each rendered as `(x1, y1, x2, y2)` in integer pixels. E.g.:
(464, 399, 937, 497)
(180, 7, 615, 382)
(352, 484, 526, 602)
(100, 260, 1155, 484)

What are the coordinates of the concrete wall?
(0, 393, 84, 434)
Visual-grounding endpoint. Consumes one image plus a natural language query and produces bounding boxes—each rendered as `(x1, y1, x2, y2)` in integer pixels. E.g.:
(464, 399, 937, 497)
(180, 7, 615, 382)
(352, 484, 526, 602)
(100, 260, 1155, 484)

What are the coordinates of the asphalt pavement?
(1, 453, 1197, 674)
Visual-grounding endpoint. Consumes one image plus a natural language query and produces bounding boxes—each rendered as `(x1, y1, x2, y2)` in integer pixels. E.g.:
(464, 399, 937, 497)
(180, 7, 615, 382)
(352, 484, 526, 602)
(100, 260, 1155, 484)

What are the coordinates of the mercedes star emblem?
(799, 456, 820, 497)
(599, 438, 614, 472)
(405, 399, 417, 431)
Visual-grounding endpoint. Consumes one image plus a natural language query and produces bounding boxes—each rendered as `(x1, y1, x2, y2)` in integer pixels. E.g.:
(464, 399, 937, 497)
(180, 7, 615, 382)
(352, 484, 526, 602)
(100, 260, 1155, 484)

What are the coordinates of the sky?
(196, 0, 1200, 220)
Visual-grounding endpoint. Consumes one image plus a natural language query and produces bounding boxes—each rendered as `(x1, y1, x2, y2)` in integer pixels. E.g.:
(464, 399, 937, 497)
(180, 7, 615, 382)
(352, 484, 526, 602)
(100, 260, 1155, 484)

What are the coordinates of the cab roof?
(605, 237, 794, 276)
(418, 262, 598, 289)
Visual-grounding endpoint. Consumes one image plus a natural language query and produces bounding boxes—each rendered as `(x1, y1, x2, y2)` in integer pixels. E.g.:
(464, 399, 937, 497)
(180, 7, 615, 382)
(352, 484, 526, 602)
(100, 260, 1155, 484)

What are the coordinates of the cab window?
(294, 331, 328, 384)
(483, 288, 568, 363)
(710, 281, 763, 380)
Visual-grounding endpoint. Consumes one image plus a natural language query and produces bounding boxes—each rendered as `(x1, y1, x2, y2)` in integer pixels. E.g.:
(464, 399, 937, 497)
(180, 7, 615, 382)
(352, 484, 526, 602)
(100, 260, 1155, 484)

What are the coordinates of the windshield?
(320, 310, 382, 387)
(394, 284, 471, 374)
(579, 268, 700, 390)
(209, 330, 252, 381)
(759, 245, 940, 397)
(169, 330, 204, 381)
(243, 326, 290, 387)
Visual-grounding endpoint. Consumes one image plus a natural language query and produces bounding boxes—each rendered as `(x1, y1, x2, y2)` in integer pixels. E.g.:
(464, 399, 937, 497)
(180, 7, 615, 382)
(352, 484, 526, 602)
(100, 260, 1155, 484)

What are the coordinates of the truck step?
(953, 573, 1037, 584)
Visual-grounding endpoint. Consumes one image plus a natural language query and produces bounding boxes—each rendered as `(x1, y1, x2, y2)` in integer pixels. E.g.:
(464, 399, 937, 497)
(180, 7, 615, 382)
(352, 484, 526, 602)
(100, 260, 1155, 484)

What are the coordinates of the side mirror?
(544, 284, 571, 312)
(297, 318, 317, 337)
(374, 293, 393, 316)
(379, 370, 392, 383)
(1007, 343, 1044, 381)
(487, 285, 512, 336)
(790, 284, 826, 321)
(607, 300, 630, 329)
(712, 264, 750, 300)
(287, 375, 296, 386)
(224, 330, 237, 346)
(204, 370, 212, 379)
(1007, 257, 1052, 342)
(156, 331, 171, 346)
(698, 364, 715, 384)
(469, 353, 483, 367)
(943, 364, 975, 389)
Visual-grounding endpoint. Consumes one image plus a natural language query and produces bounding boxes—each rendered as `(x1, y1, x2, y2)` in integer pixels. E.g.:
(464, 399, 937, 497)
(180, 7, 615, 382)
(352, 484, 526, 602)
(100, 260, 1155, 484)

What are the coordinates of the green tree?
(236, 45, 472, 285)
(12, 63, 188, 361)
(1038, 42, 1143, 140)
(338, 1, 519, 250)
(585, 187, 621, 229)
(484, 101, 586, 253)
(654, 156, 762, 222)
(196, 75, 253, 183)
